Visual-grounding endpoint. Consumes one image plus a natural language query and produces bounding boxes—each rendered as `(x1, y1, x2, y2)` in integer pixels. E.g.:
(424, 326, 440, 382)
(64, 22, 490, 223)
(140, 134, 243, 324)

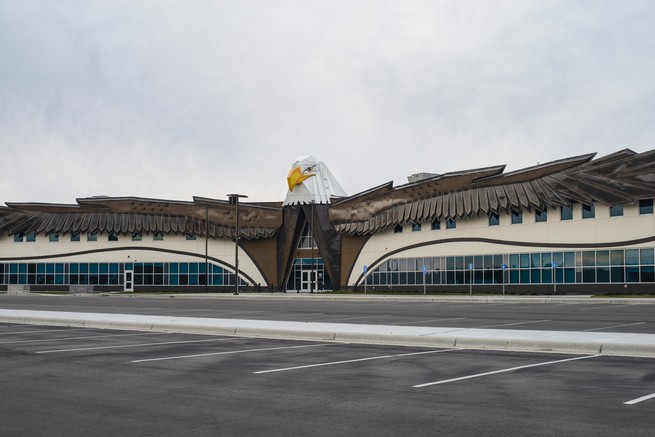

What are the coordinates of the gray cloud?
(1, 0, 654, 204)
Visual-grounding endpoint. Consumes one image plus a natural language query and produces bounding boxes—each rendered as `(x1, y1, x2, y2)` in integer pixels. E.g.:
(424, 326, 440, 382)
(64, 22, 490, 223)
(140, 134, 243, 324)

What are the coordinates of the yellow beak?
(287, 166, 315, 191)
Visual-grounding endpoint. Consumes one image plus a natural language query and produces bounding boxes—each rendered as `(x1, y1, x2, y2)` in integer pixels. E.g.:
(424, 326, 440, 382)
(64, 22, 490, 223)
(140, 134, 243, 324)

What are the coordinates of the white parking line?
(582, 322, 645, 332)
(413, 354, 600, 388)
(389, 317, 466, 325)
(320, 315, 391, 322)
(0, 332, 165, 345)
(36, 337, 238, 354)
(254, 348, 457, 374)
(131, 343, 330, 363)
(624, 393, 655, 405)
(476, 319, 551, 329)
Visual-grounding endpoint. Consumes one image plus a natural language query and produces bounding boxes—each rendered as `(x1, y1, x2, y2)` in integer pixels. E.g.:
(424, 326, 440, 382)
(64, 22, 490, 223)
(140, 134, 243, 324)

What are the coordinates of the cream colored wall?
(0, 232, 266, 285)
(350, 203, 655, 285)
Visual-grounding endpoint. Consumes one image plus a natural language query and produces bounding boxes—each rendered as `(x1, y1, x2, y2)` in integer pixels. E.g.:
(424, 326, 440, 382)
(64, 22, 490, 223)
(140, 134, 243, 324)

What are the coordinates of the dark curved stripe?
(355, 235, 655, 285)
(0, 246, 258, 286)
(342, 234, 372, 290)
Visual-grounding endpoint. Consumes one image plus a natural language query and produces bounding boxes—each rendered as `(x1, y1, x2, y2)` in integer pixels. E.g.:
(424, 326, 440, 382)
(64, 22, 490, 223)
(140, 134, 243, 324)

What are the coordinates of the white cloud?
(1, 0, 654, 203)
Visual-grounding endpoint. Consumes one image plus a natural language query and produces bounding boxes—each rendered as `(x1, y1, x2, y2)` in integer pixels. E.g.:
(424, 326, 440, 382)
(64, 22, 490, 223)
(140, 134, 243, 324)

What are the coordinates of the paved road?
(1, 294, 654, 334)
(1, 323, 653, 437)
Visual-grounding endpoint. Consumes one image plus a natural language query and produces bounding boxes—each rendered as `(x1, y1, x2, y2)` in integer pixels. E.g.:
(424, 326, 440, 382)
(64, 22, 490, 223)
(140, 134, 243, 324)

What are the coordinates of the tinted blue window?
(511, 211, 522, 224)
(561, 206, 573, 220)
(582, 204, 595, 219)
(609, 205, 623, 217)
(639, 199, 653, 214)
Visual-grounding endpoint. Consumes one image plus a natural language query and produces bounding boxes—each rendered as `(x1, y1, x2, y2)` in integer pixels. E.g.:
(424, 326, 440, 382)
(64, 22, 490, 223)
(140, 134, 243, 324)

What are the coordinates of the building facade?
(2, 150, 655, 294)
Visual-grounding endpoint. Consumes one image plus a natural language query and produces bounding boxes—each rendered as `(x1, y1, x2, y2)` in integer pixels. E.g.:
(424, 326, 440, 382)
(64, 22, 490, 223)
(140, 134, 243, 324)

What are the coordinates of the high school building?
(2, 149, 655, 294)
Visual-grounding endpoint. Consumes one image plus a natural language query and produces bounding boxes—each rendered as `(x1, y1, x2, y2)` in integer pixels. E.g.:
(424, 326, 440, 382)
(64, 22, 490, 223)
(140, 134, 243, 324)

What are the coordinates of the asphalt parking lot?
(1, 322, 654, 436)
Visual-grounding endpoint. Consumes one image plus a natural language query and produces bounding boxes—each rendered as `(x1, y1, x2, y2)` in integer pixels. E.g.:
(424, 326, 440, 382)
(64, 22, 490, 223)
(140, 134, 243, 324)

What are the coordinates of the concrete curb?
(1, 309, 655, 358)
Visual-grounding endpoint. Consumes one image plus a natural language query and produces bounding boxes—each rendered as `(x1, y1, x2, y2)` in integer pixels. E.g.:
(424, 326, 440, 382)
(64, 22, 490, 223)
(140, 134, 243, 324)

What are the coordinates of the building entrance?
(286, 258, 331, 292)
(300, 270, 316, 292)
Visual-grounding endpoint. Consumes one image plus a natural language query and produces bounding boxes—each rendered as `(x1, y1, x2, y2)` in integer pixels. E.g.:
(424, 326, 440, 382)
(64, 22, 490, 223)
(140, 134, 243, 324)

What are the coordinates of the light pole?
(310, 200, 315, 293)
(205, 206, 209, 294)
(227, 193, 248, 295)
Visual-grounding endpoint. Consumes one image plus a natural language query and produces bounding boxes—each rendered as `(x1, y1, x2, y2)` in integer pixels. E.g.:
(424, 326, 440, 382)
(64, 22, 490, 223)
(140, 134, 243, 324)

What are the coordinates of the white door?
(124, 270, 134, 292)
(301, 270, 314, 292)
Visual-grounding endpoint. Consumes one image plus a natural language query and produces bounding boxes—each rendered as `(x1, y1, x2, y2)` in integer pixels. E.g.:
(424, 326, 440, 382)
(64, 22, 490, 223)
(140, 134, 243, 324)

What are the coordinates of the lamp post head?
(227, 194, 248, 205)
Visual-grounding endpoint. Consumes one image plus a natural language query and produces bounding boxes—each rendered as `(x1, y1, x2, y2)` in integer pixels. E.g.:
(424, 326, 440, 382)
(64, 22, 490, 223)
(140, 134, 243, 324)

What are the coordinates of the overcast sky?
(1, 0, 654, 205)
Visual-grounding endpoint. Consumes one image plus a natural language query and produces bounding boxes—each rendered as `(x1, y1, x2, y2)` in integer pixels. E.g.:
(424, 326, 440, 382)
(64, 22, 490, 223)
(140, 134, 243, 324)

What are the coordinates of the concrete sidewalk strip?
(1, 309, 655, 358)
(104, 293, 655, 305)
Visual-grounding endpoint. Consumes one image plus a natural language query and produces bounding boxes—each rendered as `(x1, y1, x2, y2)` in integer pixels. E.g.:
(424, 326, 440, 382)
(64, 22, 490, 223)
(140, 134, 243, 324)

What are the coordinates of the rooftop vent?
(407, 172, 438, 184)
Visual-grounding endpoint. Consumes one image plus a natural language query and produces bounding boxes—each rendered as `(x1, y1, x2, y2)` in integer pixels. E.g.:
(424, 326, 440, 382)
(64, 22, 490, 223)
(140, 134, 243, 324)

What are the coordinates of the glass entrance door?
(301, 270, 315, 292)
(286, 258, 331, 292)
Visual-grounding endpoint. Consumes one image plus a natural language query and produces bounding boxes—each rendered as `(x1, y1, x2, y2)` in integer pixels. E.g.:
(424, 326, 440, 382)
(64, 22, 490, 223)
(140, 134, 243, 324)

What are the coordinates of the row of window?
(393, 199, 654, 232)
(12, 231, 198, 243)
(363, 247, 655, 286)
(0, 262, 243, 286)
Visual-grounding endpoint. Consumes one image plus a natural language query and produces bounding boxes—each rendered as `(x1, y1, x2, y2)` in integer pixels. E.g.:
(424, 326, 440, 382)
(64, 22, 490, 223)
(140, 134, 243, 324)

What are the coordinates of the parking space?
(1, 323, 654, 436)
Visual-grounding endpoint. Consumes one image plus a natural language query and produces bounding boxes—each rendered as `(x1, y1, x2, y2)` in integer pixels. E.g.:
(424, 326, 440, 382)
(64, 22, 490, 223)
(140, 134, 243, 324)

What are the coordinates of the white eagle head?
(283, 156, 347, 206)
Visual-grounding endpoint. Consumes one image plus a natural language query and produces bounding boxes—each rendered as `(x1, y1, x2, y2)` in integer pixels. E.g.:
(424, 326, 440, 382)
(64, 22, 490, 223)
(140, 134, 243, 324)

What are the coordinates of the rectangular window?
(132, 232, 142, 241)
(609, 205, 624, 217)
(610, 250, 624, 266)
(488, 213, 499, 226)
(535, 210, 547, 223)
(431, 219, 441, 230)
(596, 250, 609, 266)
(582, 204, 595, 219)
(560, 206, 573, 221)
(108, 232, 118, 242)
(446, 218, 456, 229)
(14, 233, 24, 242)
(511, 211, 522, 224)
(26, 232, 36, 242)
(186, 233, 197, 240)
(412, 223, 421, 232)
(88, 232, 97, 242)
(640, 248, 655, 265)
(70, 232, 80, 242)
(625, 249, 640, 265)
(639, 199, 653, 215)
(153, 232, 164, 241)
(49, 233, 59, 242)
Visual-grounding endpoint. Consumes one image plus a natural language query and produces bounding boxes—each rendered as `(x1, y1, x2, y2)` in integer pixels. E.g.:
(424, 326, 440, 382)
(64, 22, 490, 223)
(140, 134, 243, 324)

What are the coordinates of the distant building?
(2, 150, 655, 294)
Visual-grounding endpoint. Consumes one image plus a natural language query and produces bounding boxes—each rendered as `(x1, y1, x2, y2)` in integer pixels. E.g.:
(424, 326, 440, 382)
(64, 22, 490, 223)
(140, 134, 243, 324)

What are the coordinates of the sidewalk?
(1, 308, 654, 358)
(102, 292, 655, 305)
